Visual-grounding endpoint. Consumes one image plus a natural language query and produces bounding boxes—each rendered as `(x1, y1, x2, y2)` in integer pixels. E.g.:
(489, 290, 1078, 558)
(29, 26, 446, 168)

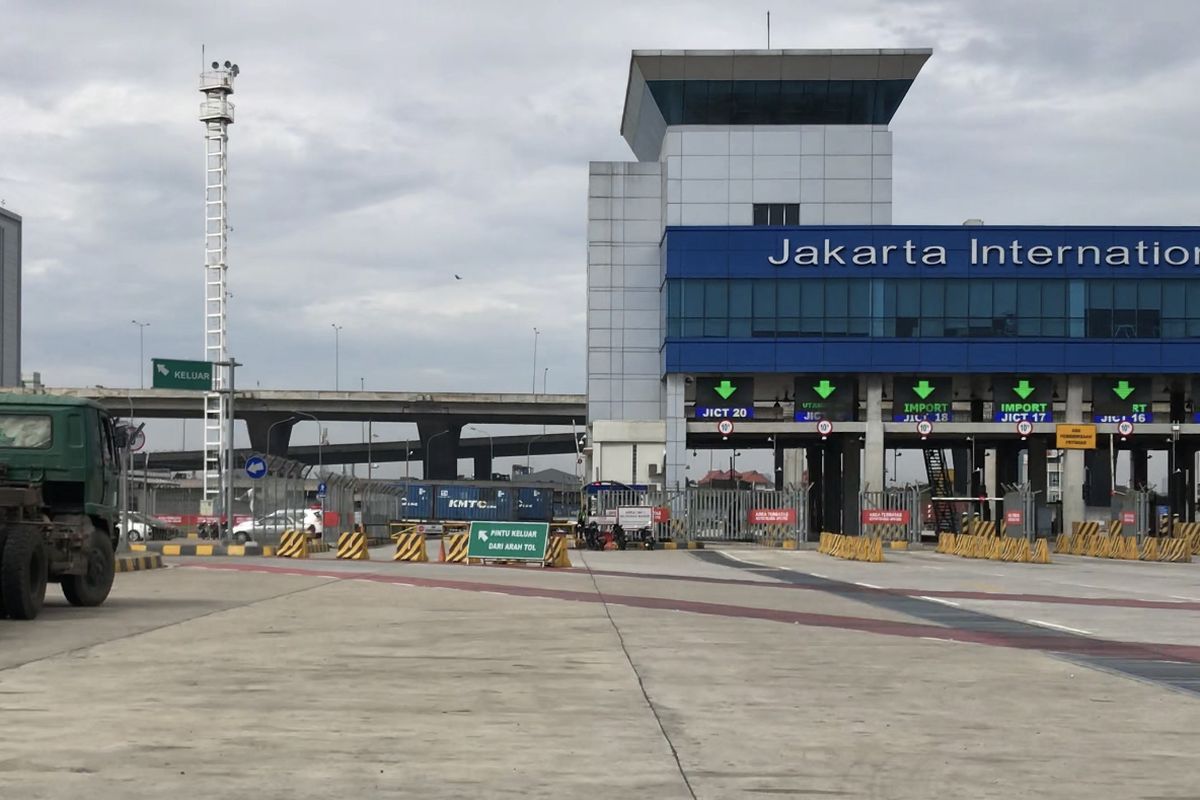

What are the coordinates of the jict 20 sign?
(693, 377, 755, 420)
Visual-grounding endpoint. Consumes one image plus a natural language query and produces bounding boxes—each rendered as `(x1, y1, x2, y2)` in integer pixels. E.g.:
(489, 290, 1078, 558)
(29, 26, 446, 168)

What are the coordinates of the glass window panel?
(1137, 280, 1161, 311)
(1017, 282, 1042, 317)
(1016, 318, 1041, 337)
(768, 204, 784, 226)
(682, 319, 703, 337)
(920, 281, 944, 318)
(1042, 318, 1066, 337)
(784, 204, 799, 225)
(800, 281, 824, 318)
(703, 317, 727, 337)
(777, 281, 800, 317)
(704, 280, 727, 318)
(683, 281, 705, 317)
(1112, 280, 1136, 310)
(729, 318, 751, 337)
(729, 282, 752, 318)
(755, 80, 780, 123)
(1088, 279, 1113, 310)
(920, 317, 945, 336)
(731, 81, 757, 124)
(968, 281, 992, 317)
(896, 282, 919, 316)
(707, 81, 733, 122)
(753, 204, 768, 226)
(825, 279, 848, 316)
(682, 80, 709, 124)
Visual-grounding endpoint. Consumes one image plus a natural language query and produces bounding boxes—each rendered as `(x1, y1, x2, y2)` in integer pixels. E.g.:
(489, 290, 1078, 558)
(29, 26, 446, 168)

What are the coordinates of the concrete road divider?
(336, 531, 370, 560)
(941, 533, 1051, 564)
(544, 535, 572, 568)
(1173, 521, 1200, 555)
(393, 532, 429, 562)
(116, 553, 165, 572)
(440, 533, 469, 562)
(276, 530, 310, 559)
(1142, 537, 1193, 563)
(817, 532, 884, 563)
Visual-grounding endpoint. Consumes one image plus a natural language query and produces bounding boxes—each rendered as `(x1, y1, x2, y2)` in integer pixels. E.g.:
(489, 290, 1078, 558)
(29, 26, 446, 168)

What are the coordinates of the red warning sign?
(1120, 510, 1135, 525)
(748, 508, 797, 525)
(1005, 509, 1023, 525)
(861, 509, 910, 525)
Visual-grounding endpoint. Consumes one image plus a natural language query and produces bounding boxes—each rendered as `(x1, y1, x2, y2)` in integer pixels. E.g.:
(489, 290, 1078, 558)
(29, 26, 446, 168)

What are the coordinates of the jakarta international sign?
(768, 238, 1200, 268)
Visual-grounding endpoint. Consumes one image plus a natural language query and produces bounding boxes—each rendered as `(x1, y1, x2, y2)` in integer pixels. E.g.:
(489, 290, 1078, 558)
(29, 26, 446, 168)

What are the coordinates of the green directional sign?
(466, 521, 549, 562)
(151, 358, 213, 391)
(1091, 376, 1152, 423)
(794, 375, 856, 421)
(992, 375, 1053, 422)
(892, 376, 952, 422)
(693, 377, 756, 420)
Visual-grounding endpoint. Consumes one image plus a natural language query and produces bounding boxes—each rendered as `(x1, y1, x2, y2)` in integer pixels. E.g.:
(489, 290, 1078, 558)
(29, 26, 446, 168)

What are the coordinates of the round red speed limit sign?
(816, 419, 833, 437)
(1117, 420, 1134, 438)
(1016, 420, 1033, 438)
(716, 419, 735, 436)
(916, 420, 933, 437)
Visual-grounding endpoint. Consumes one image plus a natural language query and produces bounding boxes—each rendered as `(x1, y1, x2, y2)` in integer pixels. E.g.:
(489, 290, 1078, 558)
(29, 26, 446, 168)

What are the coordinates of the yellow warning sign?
(1055, 424, 1097, 450)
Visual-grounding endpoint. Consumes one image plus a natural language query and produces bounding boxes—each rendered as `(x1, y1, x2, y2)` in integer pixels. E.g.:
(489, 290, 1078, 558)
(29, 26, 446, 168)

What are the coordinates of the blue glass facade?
(663, 226, 1200, 374)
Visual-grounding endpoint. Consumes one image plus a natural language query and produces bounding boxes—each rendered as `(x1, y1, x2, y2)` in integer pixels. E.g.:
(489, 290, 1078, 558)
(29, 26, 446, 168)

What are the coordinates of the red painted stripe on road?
(183, 561, 1200, 664)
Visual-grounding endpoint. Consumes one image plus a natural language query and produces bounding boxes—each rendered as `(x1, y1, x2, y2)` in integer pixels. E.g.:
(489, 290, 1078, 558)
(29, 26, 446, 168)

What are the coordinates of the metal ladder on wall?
(923, 448, 959, 534)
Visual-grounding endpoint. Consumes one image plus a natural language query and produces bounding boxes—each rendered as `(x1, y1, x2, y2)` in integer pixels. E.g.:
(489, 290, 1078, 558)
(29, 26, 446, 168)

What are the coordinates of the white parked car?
(231, 507, 324, 544)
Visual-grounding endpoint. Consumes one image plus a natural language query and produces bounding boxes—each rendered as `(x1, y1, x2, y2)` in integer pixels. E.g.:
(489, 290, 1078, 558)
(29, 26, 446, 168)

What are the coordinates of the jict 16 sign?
(993, 375, 1053, 422)
(1091, 376, 1152, 423)
(793, 375, 856, 422)
(892, 376, 951, 422)
(693, 377, 755, 420)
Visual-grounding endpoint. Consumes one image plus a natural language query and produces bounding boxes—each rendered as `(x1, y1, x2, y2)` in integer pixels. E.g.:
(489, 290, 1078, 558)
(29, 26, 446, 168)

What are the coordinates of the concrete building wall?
(0, 210, 21, 387)
(659, 124, 891, 227)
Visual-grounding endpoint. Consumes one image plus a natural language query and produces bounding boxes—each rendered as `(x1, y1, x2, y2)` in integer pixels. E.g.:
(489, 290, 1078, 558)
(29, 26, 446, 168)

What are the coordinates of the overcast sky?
(3, 0, 1198, 481)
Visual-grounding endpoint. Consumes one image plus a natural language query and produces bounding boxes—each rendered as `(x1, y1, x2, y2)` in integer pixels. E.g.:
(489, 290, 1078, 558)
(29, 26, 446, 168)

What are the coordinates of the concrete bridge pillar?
(474, 453, 493, 481)
(418, 421, 462, 480)
(244, 412, 297, 457)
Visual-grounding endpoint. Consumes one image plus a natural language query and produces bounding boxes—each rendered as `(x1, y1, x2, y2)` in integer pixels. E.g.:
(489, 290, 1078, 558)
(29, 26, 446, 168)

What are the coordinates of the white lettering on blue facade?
(768, 238, 1200, 268)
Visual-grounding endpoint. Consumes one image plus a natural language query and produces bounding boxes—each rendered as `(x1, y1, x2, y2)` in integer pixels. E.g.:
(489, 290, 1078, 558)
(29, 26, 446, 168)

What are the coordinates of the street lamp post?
(531, 327, 540, 394)
(467, 425, 494, 480)
(526, 432, 545, 470)
(130, 320, 150, 389)
(543, 367, 549, 395)
(330, 323, 343, 391)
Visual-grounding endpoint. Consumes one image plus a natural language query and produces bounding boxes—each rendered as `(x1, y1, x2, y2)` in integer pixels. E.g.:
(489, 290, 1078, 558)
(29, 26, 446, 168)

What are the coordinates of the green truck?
(0, 394, 120, 620)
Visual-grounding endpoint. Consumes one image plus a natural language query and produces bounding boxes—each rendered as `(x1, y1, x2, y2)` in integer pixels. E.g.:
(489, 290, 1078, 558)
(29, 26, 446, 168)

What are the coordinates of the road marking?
(718, 551, 768, 567)
(1026, 619, 1092, 636)
(918, 595, 960, 608)
(920, 636, 958, 643)
(923, 565, 945, 570)
(810, 572, 827, 579)
(1171, 595, 1200, 602)
(854, 581, 881, 589)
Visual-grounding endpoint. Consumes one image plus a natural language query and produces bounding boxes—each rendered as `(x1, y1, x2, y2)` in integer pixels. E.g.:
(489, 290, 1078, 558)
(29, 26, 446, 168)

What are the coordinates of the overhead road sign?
(993, 375, 1053, 422)
(793, 375, 856, 422)
(1056, 424, 1097, 450)
(893, 376, 951, 422)
(152, 358, 214, 391)
(1091, 377, 1152, 423)
(693, 377, 755, 420)
(466, 521, 549, 563)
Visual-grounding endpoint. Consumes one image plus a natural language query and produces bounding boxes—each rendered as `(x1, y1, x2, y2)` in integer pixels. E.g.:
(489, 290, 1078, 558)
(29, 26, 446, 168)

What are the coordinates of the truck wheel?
(1, 527, 49, 620)
(62, 529, 115, 608)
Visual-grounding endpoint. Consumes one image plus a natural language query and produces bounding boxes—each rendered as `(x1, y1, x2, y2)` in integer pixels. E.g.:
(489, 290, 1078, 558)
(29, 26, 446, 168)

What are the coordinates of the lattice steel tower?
(199, 60, 239, 505)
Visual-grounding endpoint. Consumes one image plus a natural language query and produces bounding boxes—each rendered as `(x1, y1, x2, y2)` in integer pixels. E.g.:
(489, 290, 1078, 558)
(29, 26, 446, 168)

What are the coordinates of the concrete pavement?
(0, 548, 1197, 798)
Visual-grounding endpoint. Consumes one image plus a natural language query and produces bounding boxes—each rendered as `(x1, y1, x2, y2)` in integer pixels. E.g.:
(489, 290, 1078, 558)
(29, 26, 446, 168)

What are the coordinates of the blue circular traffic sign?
(316, 481, 327, 498)
(244, 455, 268, 480)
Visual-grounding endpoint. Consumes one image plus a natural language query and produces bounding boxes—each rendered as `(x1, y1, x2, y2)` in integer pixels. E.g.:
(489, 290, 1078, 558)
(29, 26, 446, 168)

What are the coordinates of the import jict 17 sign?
(993, 375, 1052, 422)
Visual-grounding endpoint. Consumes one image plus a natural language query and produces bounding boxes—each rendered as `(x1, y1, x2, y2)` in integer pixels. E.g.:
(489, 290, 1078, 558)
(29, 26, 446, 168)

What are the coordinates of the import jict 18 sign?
(892, 376, 951, 422)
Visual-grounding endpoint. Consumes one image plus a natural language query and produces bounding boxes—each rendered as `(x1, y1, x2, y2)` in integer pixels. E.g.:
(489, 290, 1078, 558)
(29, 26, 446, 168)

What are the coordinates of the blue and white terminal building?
(585, 48, 1200, 533)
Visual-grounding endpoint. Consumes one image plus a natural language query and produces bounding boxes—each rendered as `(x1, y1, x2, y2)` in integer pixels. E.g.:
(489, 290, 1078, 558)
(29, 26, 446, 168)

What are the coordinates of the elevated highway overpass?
(2, 387, 586, 479)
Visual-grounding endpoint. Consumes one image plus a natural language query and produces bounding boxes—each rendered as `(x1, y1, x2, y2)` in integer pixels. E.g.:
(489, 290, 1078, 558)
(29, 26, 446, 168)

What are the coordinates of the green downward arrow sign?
(714, 380, 737, 400)
(1113, 380, 1135, 400)
(813, 379, 836, 399)
(913, 379, 935, 400)
(1013, 379, 1035, 400)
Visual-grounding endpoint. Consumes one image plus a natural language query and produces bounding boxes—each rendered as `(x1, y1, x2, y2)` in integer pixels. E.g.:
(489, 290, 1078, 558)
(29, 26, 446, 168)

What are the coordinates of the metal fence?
(585, 485, 811, 545)
(237, 456, 313, 544)
(859, 486, 921, 541)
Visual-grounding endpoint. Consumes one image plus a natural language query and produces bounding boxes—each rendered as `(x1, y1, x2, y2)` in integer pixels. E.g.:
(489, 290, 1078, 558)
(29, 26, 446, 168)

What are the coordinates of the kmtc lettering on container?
(768, 239, 1200, 268)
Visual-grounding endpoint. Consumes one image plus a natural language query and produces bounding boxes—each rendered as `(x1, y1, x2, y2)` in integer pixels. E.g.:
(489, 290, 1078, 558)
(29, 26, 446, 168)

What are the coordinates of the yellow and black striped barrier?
(116, 553, 165, 572)
(393, 532, 429, 562)
(276, 530, 310, 559)
(440, 533, 469, 563)
(1142, 537, 1192, 563)
(544, 535, 572, 568)
(1172, 521, 1200, 555)
(817, 532, 884, 562)
(336, 531, 370, 560)
(940, 533, 1051, 564)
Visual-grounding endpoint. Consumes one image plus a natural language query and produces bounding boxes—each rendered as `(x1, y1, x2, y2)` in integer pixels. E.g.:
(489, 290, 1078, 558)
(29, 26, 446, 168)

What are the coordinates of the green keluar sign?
(467, 521, 549, 562)
(152, 358, 213, 391)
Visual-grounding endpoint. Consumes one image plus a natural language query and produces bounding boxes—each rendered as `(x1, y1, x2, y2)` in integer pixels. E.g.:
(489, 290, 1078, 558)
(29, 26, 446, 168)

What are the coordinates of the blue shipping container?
(434, 485, 514, 522)
(395, 483, 433, 520)
(515, 488, 551, 521)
